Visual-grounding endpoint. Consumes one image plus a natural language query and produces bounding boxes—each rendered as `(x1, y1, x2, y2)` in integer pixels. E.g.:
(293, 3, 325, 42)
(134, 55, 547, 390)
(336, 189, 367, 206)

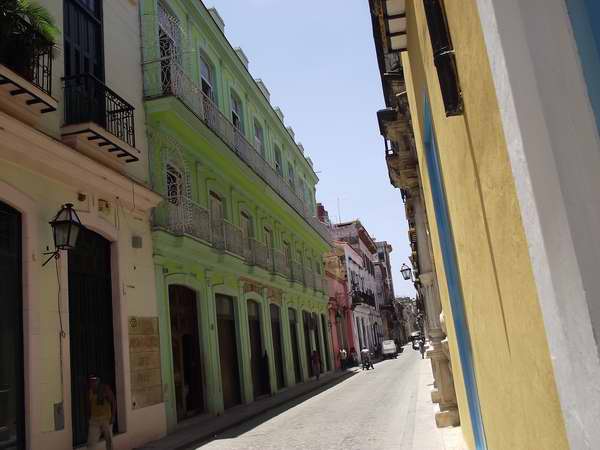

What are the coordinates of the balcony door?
(0, 202, 24, 450)
(63, 0, 104, 125)
(240, 212, 253, 259)
(209, 193, 224, 247)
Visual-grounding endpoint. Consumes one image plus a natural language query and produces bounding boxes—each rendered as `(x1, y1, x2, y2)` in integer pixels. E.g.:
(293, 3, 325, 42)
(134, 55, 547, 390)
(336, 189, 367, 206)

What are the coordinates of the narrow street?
(196, 349, 463, 450)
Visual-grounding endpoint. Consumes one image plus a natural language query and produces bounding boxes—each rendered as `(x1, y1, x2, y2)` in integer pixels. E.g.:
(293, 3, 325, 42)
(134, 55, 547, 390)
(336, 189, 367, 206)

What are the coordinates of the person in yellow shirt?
(86, 374, 116, 450)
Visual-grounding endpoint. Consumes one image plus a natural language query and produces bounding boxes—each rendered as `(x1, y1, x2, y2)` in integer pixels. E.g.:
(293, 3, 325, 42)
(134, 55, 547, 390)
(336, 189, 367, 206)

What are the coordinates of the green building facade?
(140, 0, 333, 429)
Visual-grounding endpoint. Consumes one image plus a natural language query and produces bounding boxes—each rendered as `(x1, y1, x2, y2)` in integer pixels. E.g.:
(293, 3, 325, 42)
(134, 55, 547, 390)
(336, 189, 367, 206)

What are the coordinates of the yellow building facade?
(368, 0, 600, 448)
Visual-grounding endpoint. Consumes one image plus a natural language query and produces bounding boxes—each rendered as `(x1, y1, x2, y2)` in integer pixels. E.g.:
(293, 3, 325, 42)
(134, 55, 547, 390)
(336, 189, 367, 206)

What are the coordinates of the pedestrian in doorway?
(311, 350, 321, 380)
(86, 374, 116, 450)
(350, 347, 358, 367)
(339, 348, 348, 370)
(419, 340, 426, 359)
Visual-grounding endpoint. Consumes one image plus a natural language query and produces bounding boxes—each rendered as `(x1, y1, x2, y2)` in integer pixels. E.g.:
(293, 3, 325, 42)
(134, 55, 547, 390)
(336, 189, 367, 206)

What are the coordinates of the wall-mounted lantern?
(43, 203, 84, 266)
(400, 263, 413, 281)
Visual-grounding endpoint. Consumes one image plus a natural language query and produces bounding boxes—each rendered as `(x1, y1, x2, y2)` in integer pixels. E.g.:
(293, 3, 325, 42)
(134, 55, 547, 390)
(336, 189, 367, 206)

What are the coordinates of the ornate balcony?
(0, 17, 57, 125)
(142, 57, 331, 244)
(61, 73, 139, 168)
(273, 250, 291, 278)
(153, 196, 326, 294)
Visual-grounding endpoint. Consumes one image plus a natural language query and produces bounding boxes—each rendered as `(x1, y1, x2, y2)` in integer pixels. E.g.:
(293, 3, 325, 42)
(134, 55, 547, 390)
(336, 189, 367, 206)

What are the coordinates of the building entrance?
(270, 304, 285, 389)
(0, 202, 24, 450)
(248, 301, 269, 398)
(215, 295, 241, 409)
(68, 228, 116, 446)
(169, 285, 204, 421)
(288, 309, 302, 383)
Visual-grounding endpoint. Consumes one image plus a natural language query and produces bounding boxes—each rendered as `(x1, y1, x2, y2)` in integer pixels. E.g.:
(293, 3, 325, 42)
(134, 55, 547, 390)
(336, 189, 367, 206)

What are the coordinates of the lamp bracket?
(42, 250, 60, 267)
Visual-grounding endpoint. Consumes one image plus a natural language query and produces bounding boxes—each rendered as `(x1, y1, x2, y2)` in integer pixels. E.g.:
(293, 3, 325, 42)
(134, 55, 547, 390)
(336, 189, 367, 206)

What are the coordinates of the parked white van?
(381, 340, 398, 359)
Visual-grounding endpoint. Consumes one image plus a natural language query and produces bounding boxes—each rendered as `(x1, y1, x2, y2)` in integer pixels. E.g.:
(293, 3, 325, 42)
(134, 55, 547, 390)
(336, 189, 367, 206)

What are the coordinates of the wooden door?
(270, 305, 285, 390)
(216, 295, 241, 409)
(0, 202, 23, 450)
(313, 313, 323, 374)
(210, 193, 224, 245)
(68, 228, 116, 446)
(247, 301, 268, 398)
(169, 285, 203, 421)
(321, 315, 330, 371)
(288, 310, 302, 384)
(302, 311, 313, 377)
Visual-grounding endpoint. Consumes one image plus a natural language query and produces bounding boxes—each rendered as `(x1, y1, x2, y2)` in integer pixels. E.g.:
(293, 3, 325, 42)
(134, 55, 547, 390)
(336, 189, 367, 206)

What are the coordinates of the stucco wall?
(0, 125, 164, 450)
(402, 0, 569, 448)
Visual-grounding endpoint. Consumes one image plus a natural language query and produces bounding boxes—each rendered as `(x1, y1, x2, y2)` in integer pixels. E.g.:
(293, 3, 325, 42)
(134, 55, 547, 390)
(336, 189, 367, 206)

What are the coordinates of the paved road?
(197, 349, 428, 450)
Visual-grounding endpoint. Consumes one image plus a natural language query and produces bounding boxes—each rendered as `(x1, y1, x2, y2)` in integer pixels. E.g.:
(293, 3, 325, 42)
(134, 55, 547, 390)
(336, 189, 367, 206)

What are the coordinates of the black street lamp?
(43, 203, 84, 266)
(400, 263, 413, 281)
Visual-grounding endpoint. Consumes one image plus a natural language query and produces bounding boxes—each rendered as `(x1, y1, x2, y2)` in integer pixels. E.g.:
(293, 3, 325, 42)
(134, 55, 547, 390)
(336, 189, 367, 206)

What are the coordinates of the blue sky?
(207, 0, 414, 298)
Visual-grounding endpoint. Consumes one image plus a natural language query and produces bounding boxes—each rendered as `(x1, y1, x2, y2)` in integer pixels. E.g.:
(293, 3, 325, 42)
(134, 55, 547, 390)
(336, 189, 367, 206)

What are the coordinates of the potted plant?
(0, 0, 59, 82)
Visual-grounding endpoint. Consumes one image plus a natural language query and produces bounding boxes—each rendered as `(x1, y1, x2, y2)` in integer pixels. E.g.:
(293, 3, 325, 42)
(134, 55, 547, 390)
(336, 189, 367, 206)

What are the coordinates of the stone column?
(411, 189, 459, 427)
(201, 271, 224, 414)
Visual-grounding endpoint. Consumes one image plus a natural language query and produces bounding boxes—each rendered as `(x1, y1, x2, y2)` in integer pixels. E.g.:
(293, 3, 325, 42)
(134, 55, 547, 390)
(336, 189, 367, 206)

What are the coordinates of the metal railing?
(154, 199, 328, 294)
(153, 197, 211, 242)
(63, 73, 135, 147)
(0, 17, 53, 95)
(273, 250, 291, 278)
(143, 57, 331, 243)
(291, 261, 304, 284)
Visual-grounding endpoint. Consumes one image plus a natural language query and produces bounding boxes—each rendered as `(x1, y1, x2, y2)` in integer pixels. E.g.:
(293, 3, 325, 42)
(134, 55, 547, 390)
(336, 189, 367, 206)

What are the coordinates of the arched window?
(166, 163, 184, 205)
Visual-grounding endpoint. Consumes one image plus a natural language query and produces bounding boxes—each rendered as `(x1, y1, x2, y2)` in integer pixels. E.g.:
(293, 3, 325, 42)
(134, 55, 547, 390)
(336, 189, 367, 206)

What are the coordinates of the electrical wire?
(55, 255, 65, 402)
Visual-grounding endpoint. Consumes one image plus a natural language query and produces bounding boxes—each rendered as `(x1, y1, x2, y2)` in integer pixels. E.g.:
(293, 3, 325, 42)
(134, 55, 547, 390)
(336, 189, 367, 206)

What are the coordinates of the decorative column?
(261, 288, 277, 394)
(411, 189, 459, 427)
(201, 270, 224, 414)
(237, 282, 253, 404)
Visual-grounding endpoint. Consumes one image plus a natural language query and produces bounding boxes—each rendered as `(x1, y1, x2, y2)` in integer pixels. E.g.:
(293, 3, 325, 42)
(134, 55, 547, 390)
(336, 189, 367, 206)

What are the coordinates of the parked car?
(381, 340, 398, 359)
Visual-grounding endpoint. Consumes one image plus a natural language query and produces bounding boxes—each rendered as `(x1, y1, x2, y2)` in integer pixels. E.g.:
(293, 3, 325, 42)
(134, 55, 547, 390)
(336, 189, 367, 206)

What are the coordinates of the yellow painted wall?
(403, 1, 569, 448)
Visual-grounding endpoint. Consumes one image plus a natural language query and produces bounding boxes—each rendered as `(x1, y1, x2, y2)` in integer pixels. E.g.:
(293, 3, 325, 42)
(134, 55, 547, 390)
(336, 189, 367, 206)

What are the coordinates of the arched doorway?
(247, 300, 269, 398)
(169, 285, 204, 421)
(288, 308, 302, 383)
(0, 202, 24, 450)
(321, 315, 330, 372)
(215, 295, 241, 409)
(302, 311, 313, 377)
(270, 304, 285, 390)
(68, 228, 117, 446)
(312, 313, 323, 374)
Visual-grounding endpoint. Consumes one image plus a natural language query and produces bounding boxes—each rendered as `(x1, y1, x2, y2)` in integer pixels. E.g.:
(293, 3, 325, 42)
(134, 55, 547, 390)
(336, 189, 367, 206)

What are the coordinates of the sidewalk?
(136, 368, 359, 450)
(412, 358, 468, 450)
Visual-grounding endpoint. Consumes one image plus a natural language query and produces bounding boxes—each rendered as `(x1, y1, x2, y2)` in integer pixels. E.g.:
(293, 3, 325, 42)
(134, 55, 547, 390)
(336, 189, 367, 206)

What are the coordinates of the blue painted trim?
(565, 0, 600, 135)
(422, 95, 487, 449)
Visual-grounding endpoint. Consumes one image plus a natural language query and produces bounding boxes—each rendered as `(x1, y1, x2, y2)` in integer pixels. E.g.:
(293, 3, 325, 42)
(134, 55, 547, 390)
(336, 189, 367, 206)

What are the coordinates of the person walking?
(361, 347, 374, 370)
(311, 350, 322, 380)
(419, 340, 426, 359)
(86, 374, 116, 450)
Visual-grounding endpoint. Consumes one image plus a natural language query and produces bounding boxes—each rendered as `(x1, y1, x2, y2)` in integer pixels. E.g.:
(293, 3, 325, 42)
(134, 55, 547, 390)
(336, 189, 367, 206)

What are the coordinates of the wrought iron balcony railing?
(273, 250, 291, 278)
(153, 197, 328, 294)
(143, 57, 331, 244)
(63, 73, 135, 147)
(0, 17, 53, 96)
